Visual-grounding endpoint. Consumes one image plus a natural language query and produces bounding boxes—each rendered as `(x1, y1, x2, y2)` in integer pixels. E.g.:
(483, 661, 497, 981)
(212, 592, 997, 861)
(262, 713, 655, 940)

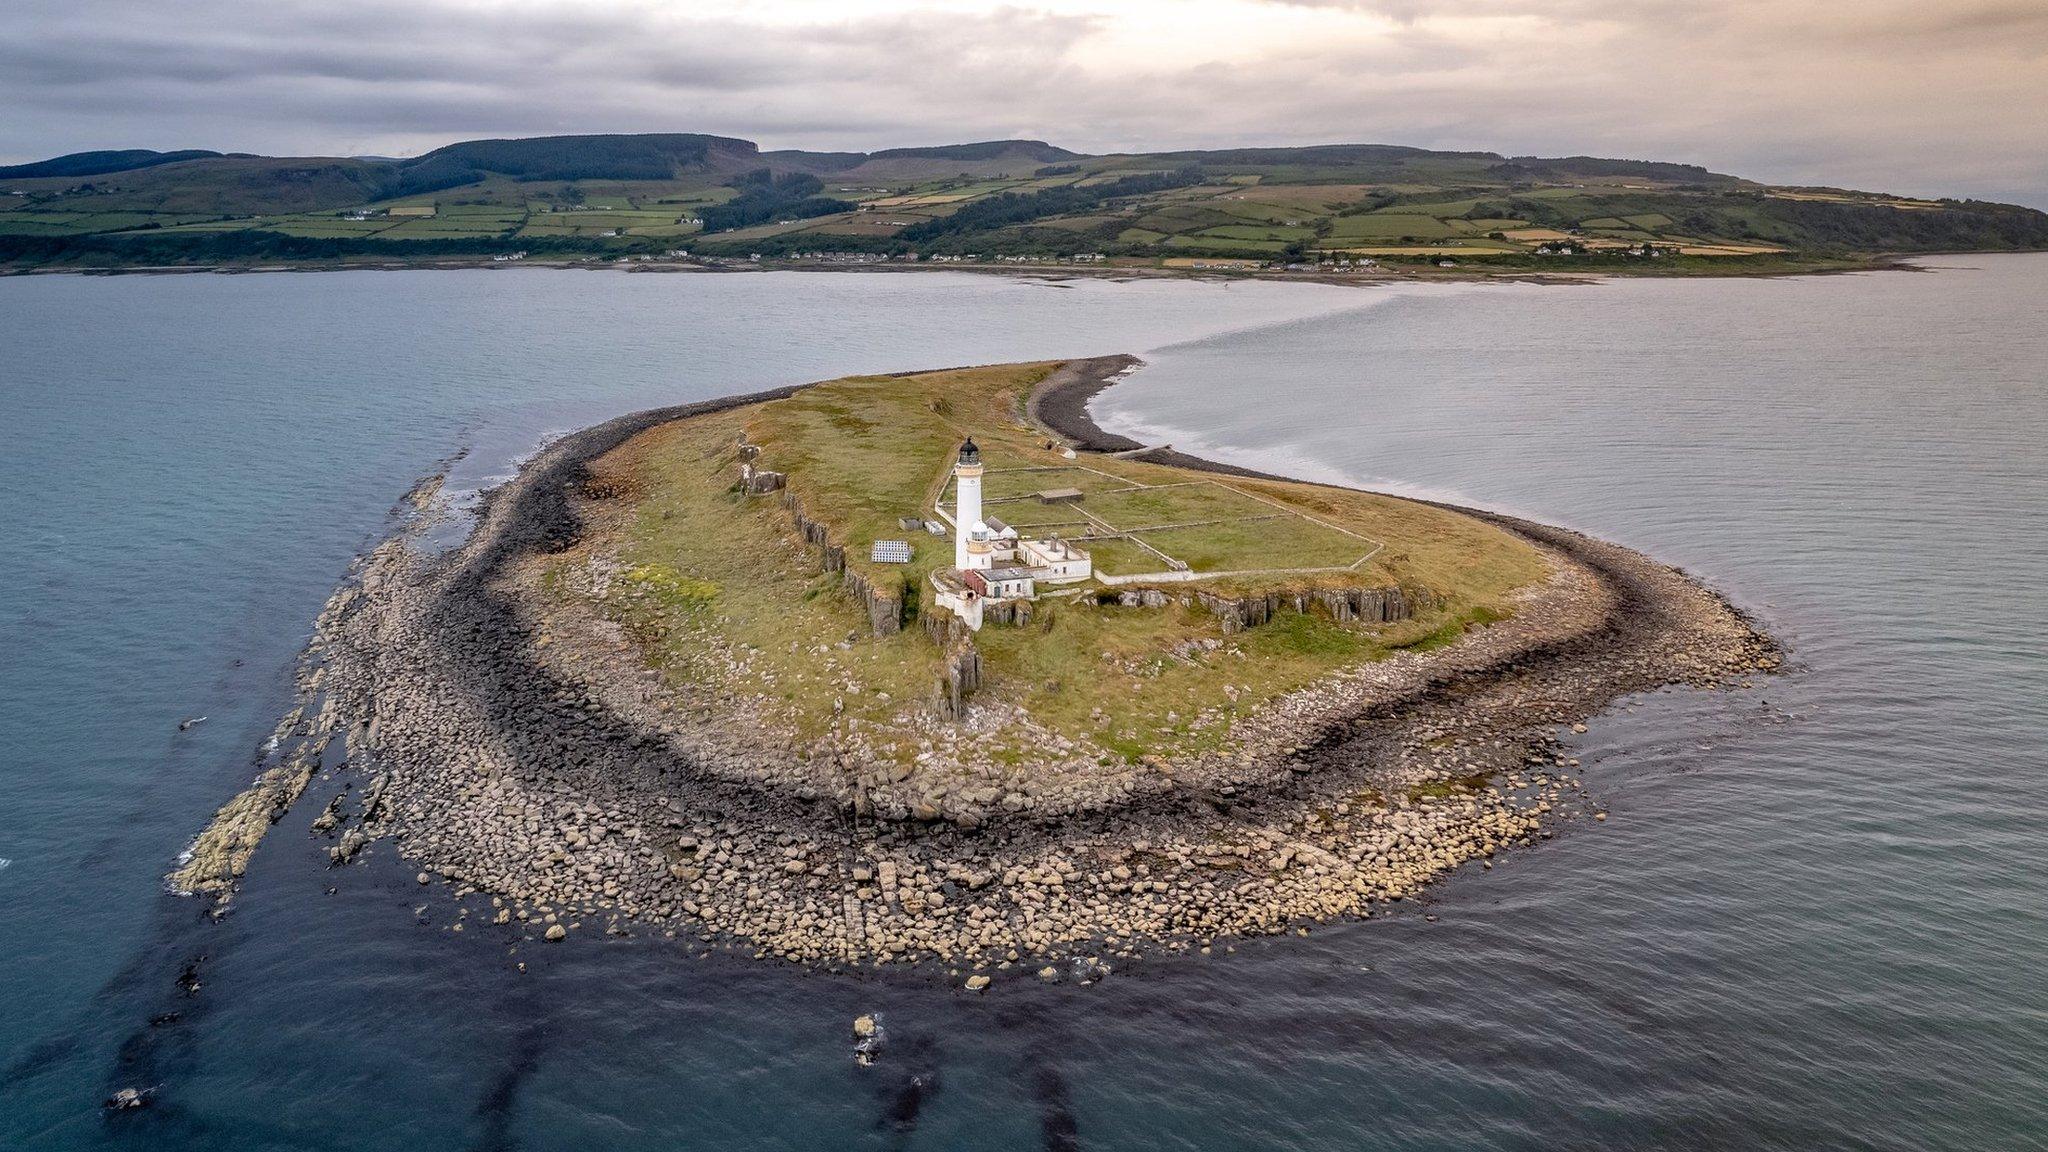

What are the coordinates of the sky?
(5, 0, 2046, 205)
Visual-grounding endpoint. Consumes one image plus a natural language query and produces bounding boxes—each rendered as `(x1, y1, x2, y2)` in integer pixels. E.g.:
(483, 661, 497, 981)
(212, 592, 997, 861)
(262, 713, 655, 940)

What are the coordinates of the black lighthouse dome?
(958, 438, 981, 465)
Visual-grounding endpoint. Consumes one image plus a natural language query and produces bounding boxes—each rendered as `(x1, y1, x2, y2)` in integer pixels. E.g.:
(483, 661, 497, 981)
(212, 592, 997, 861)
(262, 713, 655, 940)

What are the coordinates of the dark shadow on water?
(1030, 1059, 1079, 1152)
(991, 1002, 1082, 1152)
(873, 1031, 943, 1148)
(4, 892, 234, 1148)
(468, 1022, 549, 1152)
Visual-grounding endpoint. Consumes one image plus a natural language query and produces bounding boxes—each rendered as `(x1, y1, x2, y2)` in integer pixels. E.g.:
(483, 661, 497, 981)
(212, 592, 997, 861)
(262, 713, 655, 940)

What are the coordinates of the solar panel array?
(870, 540, 913, 564)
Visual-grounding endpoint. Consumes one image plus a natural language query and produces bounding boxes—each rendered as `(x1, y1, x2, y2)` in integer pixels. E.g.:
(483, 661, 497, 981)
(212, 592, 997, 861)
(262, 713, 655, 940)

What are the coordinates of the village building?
(929, 438, 1093, 630)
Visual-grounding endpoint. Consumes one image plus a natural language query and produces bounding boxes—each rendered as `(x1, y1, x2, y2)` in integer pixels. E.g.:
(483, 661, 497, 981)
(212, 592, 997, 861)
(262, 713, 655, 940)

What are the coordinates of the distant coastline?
(10, 132, 2043, 279)
(0, 248, 1912, 286)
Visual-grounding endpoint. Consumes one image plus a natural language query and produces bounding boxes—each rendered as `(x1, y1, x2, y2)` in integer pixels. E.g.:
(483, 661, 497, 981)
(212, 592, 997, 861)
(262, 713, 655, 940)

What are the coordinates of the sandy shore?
(180, 357, 1776, 976)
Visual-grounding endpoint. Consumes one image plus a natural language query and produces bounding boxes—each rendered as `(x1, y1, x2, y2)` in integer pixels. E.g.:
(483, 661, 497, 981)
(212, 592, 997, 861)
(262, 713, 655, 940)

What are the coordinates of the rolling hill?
(3, 132, 2043, 272)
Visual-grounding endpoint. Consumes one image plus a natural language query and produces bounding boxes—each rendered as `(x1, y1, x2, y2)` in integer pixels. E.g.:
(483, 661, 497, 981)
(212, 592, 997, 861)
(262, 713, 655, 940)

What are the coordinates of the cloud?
(0, 0, 2042, 205)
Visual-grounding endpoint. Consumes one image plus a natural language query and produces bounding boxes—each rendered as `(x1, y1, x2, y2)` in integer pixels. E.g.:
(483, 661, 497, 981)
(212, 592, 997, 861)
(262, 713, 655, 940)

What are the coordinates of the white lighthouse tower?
(953, 438, 984, 570)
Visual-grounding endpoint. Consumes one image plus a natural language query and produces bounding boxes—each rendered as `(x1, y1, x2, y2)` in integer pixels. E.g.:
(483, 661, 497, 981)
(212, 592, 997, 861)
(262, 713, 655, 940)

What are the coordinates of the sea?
(1, 260, 2043, 1150)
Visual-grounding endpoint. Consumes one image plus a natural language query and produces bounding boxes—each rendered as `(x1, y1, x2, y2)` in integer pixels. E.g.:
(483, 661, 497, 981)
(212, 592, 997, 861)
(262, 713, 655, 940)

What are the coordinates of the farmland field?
(1165, 235, 1289, 253)
(1329, 214, 1459, 239)
(1195, 224, 1316, 242)
(1207, 198, 1314, 222)
(1212, 184, 1371, 209)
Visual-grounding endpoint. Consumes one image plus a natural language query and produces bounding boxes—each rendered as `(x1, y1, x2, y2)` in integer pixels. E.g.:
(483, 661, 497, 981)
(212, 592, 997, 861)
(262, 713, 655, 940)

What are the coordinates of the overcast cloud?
(3, 0, 2044, 204)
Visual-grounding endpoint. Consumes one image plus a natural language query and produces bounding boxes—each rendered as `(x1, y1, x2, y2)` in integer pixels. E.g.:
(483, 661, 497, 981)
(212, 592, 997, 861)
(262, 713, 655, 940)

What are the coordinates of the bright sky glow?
(3, 0, 2044, 204)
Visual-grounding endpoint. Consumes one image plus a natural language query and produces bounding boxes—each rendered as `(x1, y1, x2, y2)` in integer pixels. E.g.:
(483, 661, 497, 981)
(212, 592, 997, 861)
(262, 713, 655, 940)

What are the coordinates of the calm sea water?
(2, 262, 2044, 1150)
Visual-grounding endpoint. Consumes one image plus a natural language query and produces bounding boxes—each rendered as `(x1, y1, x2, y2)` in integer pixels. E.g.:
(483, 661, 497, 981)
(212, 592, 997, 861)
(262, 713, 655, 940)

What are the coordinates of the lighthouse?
(953, 438, 983, 570)
(928, 435, 1094, 631)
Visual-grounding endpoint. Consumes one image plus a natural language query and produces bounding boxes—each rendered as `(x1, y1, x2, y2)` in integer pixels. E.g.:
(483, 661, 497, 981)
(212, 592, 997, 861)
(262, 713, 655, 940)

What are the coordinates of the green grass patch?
(1386, 198, 1484, 216)
(1078, 481, 1271, 529)
(1162, 234, 1288, 254)
(977, 465, 1133, 504)
(1204, 198, 1316, 223)
(1194, 224, 1316, 242)
(623, 563, 720, 608)
(1130, 517, 1368, 573)
(1330, 214, 1459, 239)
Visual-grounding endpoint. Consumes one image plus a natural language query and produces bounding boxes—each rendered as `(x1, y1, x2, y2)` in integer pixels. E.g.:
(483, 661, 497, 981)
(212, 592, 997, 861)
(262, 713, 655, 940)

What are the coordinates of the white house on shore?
(930, 438, 1093, 629)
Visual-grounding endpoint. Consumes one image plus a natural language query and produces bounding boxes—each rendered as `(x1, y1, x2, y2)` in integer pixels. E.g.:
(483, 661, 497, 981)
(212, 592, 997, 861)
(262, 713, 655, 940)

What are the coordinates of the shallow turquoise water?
(2, 261, 2043, 1149)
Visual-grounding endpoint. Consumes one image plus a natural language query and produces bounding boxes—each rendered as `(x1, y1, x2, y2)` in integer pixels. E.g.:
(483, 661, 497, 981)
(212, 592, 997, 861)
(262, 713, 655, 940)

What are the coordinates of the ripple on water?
(3, 260, 2047, 1150)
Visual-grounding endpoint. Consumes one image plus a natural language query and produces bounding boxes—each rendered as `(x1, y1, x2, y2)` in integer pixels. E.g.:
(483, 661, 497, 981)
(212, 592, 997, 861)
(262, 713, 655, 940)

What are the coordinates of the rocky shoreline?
(179, 357, 1776, 978)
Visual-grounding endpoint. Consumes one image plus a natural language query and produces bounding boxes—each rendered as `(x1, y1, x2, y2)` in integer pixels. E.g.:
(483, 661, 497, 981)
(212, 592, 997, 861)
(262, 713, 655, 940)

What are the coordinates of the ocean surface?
(1, 261, 2043, 1150)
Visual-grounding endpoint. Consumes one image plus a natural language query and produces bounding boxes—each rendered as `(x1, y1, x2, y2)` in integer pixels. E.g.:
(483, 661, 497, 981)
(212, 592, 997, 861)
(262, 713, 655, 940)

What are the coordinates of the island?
(175, 357, 1774, 971)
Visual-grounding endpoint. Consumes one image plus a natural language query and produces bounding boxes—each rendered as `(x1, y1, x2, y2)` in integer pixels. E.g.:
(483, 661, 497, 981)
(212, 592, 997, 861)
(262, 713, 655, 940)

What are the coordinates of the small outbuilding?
(966, 567, 1036, 599)
(1036, 487, 1084, 504)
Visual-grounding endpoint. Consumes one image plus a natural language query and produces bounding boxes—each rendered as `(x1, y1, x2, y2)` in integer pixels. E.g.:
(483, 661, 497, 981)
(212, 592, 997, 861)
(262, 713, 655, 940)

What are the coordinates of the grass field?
(1214, 184, 1371, 210)
(1164, 235, 1289, 254)
(1329, 214, 1460, 239)
(960, 469, 1376, 577)
(978, 464, 1132, 503)
(1195, 224, 1317, 242)
(562, 362, 1549, 769)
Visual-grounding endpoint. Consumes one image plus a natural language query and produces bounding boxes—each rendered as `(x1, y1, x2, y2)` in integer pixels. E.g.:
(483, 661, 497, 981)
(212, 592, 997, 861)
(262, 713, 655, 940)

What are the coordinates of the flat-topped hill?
(555, 361, 1546, 805)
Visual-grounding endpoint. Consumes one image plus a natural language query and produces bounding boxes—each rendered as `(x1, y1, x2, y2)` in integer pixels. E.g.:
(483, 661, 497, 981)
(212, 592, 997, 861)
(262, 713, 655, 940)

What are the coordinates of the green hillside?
(3, 132, 2043, 272)
(0, 149, 230, 180)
